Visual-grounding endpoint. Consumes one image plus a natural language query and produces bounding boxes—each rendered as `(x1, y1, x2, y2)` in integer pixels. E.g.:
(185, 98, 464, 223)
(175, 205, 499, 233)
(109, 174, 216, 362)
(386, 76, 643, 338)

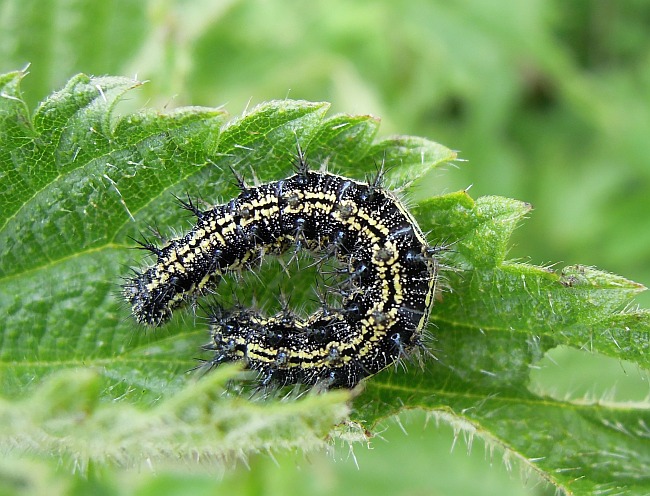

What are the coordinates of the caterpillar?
(123, 153, 440, 388)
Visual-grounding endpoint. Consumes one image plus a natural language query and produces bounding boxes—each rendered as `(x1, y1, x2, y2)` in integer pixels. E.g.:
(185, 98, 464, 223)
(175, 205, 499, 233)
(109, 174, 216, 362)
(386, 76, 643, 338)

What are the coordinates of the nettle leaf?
(0, 72, 648, 495)
(0, 365, 352, 473)
(0, 71, 452, 464)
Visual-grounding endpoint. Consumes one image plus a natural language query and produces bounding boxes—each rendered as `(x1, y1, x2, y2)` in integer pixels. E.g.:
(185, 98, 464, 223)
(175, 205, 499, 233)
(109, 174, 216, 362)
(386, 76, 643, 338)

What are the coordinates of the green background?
(1, 1, 649, 495)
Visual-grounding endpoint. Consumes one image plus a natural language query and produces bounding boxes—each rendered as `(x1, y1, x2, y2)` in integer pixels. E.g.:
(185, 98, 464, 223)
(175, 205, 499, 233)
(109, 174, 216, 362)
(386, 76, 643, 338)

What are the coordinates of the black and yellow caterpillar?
(123, 155, 439, 388)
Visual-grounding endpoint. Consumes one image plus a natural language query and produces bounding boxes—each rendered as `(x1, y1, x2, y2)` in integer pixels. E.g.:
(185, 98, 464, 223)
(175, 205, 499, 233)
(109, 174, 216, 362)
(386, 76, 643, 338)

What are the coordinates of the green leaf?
(1, 72, 648, 496)
(0, 366, 350, 471)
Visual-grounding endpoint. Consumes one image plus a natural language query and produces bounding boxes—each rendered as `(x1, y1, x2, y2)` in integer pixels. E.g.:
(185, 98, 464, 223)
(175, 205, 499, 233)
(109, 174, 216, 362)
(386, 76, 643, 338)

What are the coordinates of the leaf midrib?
(366, 380, 649, 414)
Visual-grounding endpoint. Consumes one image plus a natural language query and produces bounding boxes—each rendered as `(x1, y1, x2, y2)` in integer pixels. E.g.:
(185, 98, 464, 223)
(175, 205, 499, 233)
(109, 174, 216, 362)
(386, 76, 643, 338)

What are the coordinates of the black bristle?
(174, 193, 204, 219)
(129, 235, 164, 257)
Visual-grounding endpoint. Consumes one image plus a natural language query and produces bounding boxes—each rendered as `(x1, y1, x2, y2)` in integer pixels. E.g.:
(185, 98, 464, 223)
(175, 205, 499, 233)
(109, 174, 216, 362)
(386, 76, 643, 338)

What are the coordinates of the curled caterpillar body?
(123, 167, 439, 388)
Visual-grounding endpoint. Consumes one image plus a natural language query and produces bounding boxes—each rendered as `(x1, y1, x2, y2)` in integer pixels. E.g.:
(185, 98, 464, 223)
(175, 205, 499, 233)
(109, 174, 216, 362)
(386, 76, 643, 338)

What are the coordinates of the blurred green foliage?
(1, 0, 649, 495)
